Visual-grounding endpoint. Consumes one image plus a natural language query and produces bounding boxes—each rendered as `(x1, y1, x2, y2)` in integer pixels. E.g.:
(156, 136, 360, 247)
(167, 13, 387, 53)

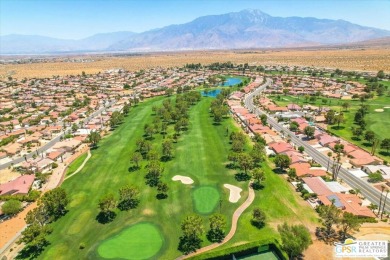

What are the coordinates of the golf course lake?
(220, 77, 242, 86)
(201, 89, 221, 97)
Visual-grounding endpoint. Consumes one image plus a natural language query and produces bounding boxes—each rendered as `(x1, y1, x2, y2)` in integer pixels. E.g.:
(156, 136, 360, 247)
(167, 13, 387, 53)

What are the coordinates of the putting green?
(97, 223, 164, 259)
(192, 186, 220, 214)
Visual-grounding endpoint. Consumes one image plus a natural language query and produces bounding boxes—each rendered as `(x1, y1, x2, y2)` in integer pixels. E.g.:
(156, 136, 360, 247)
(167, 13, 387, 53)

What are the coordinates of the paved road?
(0, 100, 114, 170)
(244, 78, 390, 212)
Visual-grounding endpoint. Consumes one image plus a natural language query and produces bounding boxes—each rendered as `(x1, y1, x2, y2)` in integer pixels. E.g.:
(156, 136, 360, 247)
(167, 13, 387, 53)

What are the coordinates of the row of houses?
(227, 88, 376, 218)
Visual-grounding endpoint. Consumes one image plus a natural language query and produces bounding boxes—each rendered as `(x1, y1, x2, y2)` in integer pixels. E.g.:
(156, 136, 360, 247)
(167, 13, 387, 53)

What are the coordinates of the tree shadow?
(379, 151, 390, 157)
(117, 199, 139, 211)
(212, 122, 222, 126)
(251, 182, 265, 190)
(331, 126, 345, 130)
(250, 219, 265, 229)
(272, 168, 285, 174)
(225, 163, 237, 169)
(362, 142, 372, 147)
(160, 156, 172, 162)
(351, 137, 361, 141)
(96, 211, 116, 224)
(128, 166, 139, 172)
(15, 243, 49, 260)
(234, 172, 251, 182)
(156, 193, 168, 200)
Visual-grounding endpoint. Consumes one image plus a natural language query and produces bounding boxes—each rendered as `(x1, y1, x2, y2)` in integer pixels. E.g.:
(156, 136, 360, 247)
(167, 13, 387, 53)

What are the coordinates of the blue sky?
(1, 0, 389, 39)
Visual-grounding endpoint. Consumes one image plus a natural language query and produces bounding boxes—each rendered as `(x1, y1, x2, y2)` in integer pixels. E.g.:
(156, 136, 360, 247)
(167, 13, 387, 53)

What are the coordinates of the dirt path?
(65, 150, 91, 180)
(177, 182, 256, 260)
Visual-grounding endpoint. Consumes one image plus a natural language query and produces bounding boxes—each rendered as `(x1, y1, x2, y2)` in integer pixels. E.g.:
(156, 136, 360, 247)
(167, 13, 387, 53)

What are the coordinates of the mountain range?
(1, 9, 390, 54)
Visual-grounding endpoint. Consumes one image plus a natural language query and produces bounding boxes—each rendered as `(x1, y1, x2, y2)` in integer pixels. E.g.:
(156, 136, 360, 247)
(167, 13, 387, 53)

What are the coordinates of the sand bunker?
(375, 109, 384, 112)
(384, 107, 390, 109)
(172, 175, 194, 185)
(224, 184, 242, 203)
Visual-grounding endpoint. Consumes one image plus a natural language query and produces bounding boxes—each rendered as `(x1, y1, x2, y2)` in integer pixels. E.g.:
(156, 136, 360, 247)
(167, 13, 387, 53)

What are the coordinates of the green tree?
(238, 153, 254, 174)
(145, 160, 163, 187)
(381, 138, 390, 154)
(377, 70, 385, 79)
(334, 113, 345, 129)
(339, 212, 361, 241)
(1, 199, 22, 215)
(364, 130, 375, 145)
(251, 168, 265, 190)
(351, 127, 363, 140)
(39, 187, 69, 222)
(162, 139, 173, 160)
(88, 131, 101, 148)
(97, 193, 117, 223)
(178, 215, 204, 254)
(251, 208, 266, 228)
(156, 182, 169, 199)
(298, 146, 304, 153)
(303, 126, 315, 139)
(316, 204, 341, 241)
(207, 213, 227, 243)
(260, 114, 268, 125)
(71, 123, 78, 132)
(250, 143, 265, 165)
(130, 152, 142, 169)
(342, 102, 350, 112)
(325, 110, 336, 124)
(289, 121, 299, 131)
(274, 154, 292, 171)
(117, 185, 140, 211)
(368, 171, 384, 183)
(17, 223, 52, 253)
(278, 222, 312, 259)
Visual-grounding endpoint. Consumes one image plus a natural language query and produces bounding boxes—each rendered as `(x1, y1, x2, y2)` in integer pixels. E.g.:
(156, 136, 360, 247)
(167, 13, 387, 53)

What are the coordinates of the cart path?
(177, 182, 256, 260)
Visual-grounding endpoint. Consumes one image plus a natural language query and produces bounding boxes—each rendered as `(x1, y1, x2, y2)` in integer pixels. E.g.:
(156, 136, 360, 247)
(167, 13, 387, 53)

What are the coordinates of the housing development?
(1, 2, 390, 260)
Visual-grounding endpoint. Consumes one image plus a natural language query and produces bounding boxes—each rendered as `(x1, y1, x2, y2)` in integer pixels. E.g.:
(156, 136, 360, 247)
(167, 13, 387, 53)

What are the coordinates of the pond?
(219, 77, 242, 86)
(201, 89, 221, 97)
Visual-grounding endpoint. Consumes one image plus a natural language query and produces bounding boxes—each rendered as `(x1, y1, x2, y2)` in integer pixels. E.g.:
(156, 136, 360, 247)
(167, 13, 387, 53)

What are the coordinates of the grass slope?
(65, 152, 87, 176)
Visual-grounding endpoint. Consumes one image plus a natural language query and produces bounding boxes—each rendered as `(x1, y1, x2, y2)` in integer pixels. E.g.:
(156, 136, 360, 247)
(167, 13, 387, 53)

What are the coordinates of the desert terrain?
(1, 47, 390, 79)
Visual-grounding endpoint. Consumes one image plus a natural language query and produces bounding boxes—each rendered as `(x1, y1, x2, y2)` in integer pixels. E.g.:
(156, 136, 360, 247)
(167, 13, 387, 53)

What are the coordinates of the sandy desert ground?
(1, 47, 389, 79)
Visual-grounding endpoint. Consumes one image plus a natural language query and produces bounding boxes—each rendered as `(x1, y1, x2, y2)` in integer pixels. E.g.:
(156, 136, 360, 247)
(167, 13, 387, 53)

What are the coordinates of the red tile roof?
(0, 174, 35, 195)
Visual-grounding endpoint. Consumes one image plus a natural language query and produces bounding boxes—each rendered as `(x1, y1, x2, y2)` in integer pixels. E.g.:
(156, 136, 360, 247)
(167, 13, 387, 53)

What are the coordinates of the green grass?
(97, 222, 164, 259)
(39, 96, 247, 260)
(39, 94, 320, 260)
(269, 94, 390, 161)
(201, 161, 319, 257)
(66, 152, 88, 176)
(237, 251, 279, 260)
(192, 186, 221, 214)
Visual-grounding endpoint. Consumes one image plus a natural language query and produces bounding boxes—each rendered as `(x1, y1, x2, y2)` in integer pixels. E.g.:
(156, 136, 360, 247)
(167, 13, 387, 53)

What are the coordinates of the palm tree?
(326, 152, 332, 172)
(380, 189, 389, 219)
(378, 185, 386, 215)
